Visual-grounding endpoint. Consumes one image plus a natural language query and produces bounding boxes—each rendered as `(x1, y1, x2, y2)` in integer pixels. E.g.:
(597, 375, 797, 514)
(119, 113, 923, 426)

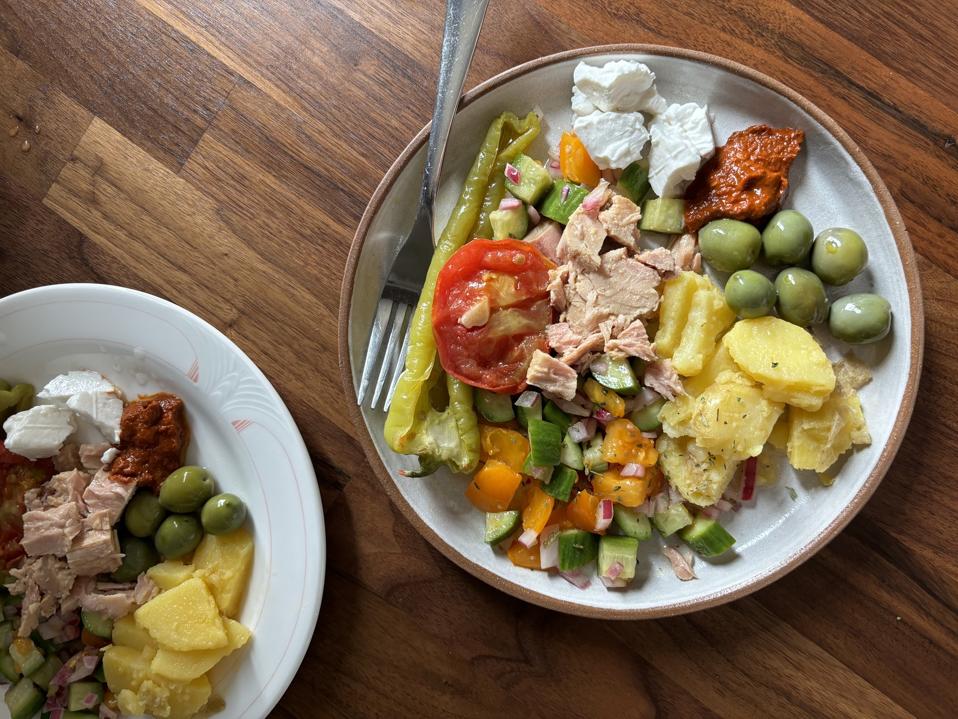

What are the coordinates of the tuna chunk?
(526, 350, 579, 401)
(134, 574, 160, 605)
(637, 246, 677, 275)
(599, 195, 642, 251)
(67, 512, 122, 576)
(21, 502, 83, 557)
(546, 323, 604, 365)
(548, 265, 570, 312)
(53, 442, 81, 472)
(670, 233, 701, 272)
(9, 556, 77, 637)
(556, 181, 612, 270)
(562, 248, 662, 336)
(82, 470, 135, 525)
(24, 470, 89, 512)
(79, 443, 112, 471)
(605, 319, 656, 361)
(644, 359, 685, 401)
(522, 221, 562, 264)
(61, 576, 94, 613)
(79, 586, 137, 620)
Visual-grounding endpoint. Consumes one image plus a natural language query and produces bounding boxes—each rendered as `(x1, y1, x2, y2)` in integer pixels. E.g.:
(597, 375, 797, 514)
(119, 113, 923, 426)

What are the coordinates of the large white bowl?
(0, 283, 324, 716)
(340, 46, 923, 618)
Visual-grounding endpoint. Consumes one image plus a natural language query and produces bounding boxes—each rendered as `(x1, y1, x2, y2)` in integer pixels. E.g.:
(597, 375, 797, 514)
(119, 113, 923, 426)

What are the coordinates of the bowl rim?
(337, 43, 924, 619)
(0, 282, 326, 710)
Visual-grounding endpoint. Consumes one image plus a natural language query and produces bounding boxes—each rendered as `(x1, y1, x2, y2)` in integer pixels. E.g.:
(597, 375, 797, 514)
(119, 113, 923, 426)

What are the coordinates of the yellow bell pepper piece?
(479, 425, 530, 473)
(583, 378, 625, 417)
(601, 418, 658, 466)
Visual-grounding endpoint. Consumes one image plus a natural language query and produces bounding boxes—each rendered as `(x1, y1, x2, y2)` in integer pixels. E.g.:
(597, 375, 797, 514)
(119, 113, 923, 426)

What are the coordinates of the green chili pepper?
(384, 111, 540, 475)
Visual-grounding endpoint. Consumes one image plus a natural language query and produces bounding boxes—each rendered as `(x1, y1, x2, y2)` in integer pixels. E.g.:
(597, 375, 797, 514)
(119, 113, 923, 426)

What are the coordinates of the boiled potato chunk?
(689, 376, 784, 460)
(723, 317, 835, 411)
(659, 394, 695, 438)
(671, 283, 736, 377)
(148, 560, 195, 591)
(786, 390, 871, 473)
(656, 434, 740, 506)
(767, 410, 790, 451)
(165, 675, 213, 719)
(656, 272, 710, 357)
(192, 528, 254, 618)
(151, 618, 251, 682)
(116, 676, 211, 719)
(135, 577, 227, 651)
(103, 645, 156, 694)
(113, 615, 156, 651)
(683, 342, 738, 396)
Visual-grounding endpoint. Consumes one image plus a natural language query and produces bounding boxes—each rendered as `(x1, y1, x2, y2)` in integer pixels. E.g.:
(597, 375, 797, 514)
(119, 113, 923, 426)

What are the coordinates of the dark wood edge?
(337, 43, 925, 619)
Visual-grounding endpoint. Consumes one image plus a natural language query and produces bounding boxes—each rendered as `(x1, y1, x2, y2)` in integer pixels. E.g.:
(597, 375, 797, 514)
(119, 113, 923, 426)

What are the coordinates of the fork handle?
(418, 0, 490, 225)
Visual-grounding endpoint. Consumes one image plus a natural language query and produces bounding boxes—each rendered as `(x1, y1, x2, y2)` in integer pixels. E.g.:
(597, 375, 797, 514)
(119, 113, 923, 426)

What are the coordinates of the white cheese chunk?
(37, 370, 116, 403)
(572, 60, 667, 115)
(101, 447, 120, 465)
(572, 111, 649, 170)
(66, 391, 124, 443)
(571, 87, 596, 117)
(648, 103, 715, 198)
(2, 405, 77, 460)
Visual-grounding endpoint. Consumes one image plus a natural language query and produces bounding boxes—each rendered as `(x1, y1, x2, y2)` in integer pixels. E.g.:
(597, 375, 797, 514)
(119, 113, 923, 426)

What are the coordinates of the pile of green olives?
(114, 465, 249, 581)
(707, 209, 891, 344)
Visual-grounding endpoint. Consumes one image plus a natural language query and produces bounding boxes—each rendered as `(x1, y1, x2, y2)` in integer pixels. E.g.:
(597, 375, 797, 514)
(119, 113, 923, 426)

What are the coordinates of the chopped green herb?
(785, 486, 798, 501)
(771, 361, 779, 368)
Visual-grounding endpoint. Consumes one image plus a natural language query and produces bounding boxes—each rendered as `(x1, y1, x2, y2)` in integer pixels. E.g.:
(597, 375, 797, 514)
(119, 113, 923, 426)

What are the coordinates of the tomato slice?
(433, 238, 554, 393)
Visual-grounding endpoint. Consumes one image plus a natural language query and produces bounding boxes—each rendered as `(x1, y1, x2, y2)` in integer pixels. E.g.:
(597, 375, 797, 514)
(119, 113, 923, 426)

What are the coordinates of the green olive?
(154, 515, 203, 559)
(112, 536, 160, 582)
(811, 228, 868, 285)
(829, 293, 891, 344)
(159, 466, 215, 513)
(699, 219, 762, 273)
(200, 494, 248, 535)
(124, 491, 167, 538)
(775, 268, 828, 326)
(629, 398, 665, 432)
(725, 270, 777, 319)
(762, 210, 814, 266)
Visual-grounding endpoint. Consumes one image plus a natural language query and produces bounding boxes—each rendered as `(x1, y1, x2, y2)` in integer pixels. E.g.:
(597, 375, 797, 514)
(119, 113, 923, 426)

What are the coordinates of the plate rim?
(0, 281, 326, 713)
(338, 44, 925, 619)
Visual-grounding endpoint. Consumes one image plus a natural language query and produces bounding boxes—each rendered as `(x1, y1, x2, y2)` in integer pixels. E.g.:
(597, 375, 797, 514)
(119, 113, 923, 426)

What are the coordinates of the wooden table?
(1, 1, 955, 716)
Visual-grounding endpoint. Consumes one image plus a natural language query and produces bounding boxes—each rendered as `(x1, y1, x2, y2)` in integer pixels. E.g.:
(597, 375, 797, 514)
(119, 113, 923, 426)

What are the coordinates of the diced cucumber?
(653, 503, 694, 537)
(617, 160, 650, 204)
(640, 198, 686, 234)
(27, 654, 61, 692)
(484, 511, 521, 544)
(475, 389, 515, 423)
(542, 465, 577, 503)
(514, 394, 542, 429)
(557, 530, 598, 571)
(560, 433, 584, 471)
(520, 454, 553, 483)
(4, 677, 44, 719)
(598, 535, 640, 581)
(29, 632, 55, 656)
(0, 622, 12, 651)
(583, 435, 608, 474)
(80, 610, 113, 640)
(0, 652, 18, 683)
(490, 204, 529, 240)
(591, 354, 640, 395)
(612, 506, 652, 541)
(543, 401, 572, 432)
(93, 661, 106, 684)
(527, 419, 562, 467)
(8, 639, 44, 677)
(680, 516, 736, 557)
(539, 181, 589, 225)
(504, 155, 554, 205)
(630, 398, 665, 432)
(68, 681, 103, 712)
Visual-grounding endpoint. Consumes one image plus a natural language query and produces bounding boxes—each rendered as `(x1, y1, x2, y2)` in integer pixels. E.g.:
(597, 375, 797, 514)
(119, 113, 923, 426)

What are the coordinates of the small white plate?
(0, 283, 324, 717)
(341, 46, 923, 617)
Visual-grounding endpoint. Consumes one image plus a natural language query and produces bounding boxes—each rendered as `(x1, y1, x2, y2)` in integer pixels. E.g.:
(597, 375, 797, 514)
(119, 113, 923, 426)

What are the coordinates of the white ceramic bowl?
(340, 46, 923, 617)
(0, 283, 324, 716)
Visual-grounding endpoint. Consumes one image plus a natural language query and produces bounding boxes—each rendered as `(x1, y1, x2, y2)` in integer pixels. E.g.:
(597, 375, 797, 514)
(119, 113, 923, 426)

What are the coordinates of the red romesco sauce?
(684, 125, 805, 232)
(111, 393, 189, 490)
(0, 443, 53, 569)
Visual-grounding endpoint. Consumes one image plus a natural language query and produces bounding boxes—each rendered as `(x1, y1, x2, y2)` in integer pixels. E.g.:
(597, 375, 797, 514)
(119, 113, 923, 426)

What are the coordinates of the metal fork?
(357, 0, 490, 409)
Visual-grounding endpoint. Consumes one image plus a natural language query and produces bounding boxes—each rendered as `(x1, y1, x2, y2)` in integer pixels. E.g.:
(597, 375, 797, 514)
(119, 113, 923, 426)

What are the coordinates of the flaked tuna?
(21, 502, 83, 557)
(82, 470, 136, 525)
(79, 442, 112, 471)
(644, 359, 685, 401)
(556, 180, 612, 270)
(670, 233, 701, 273)
(605, 319, 656, 361)
(637, 246, 676, 275)
(598, 195, 642, 251)
(67, 511, 122, 577)
(522, 221, 562, 264)
(546, 323, 605, 365)
(526, 350, 579, 400)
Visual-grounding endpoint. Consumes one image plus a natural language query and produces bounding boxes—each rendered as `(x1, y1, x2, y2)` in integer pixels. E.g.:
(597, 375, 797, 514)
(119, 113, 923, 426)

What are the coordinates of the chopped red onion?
(641, 431, 658, 439)
(51, 649, 99, 690)
(529, 464, 552, 483)
(517, 528, 539, 548)
(548, 395, 591, 417)
(559, 568, 592, 589)
(637, 499, 655, 517)
(714, 499, 734, 512)
(505, 163, 521, 184)
(600, 576, 628, 588)
(514, 390, 539, 408)
(539, 525, 561, 569)
(80, 693, 99, 709)
(527, 204, 541, 225)
(567, 418, 596, 443)
(701, 506, 720, 519)
(48, 709, 64, 719)
(561, 185, 570, 201)
(590, 357, 610, 375)
(498, 197, 522, 211)
(593, 408, 614, 424)
(653, 493, 670, 514)
(99, 704, 119, 719)
(580, 184, 607, 214)
(604, 560, 623, 580)
(547, 162, 563, 180)
(620, 463, 646, 478)
(628, 387, 662, 411)
(595, 499, 614, 532)
(668, 484, 684, 507)
(742, 457, 757, 501)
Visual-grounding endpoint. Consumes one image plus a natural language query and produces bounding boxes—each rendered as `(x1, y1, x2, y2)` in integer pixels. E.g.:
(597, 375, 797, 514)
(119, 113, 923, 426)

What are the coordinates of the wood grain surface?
(1, 1, 955, 717)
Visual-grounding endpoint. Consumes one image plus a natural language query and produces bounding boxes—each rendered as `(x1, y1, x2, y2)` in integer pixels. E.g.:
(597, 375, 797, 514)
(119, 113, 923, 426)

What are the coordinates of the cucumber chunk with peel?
(542, 465, 577, 502)
(475, 389, 515, 423)
(4, 677, 44, 719)
(591, 354, 640, 395)
(680, 515, 736, 557)
(505, 155, 554, 205)
(560, 433, 584, 471)
(612, 505, 652, 541)
(484, 511, 521, 544)
(557, 530, 598, 571)
(640, 198, 686, 234)
(653, 503, 694, 537)
(527, 419, 562, 467)
(598, 535, 640, 582)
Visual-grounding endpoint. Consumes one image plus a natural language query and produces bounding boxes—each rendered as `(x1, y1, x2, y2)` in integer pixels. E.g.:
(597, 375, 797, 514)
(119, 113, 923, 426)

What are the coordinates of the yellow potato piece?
(104, 645, 155, 694)
(192, 528, 254, 618)
(148, 560, 195, 592)
(655, 272, 709, 357)
(659, 394, 695, 438)
(165, 675, 213, 719)
(723, 317, 835, 411)
(767, 410, 790, 451)
(151, 618, 251, 682)
(786, 390, 870, 473)
(671, 284, 736, 377)
(683, 341, 738, 396)
(656, 433, 740, 506)
(112, 615, 156, 651)
(135, 577, 228, 651)
(689, 379, 784, 460)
